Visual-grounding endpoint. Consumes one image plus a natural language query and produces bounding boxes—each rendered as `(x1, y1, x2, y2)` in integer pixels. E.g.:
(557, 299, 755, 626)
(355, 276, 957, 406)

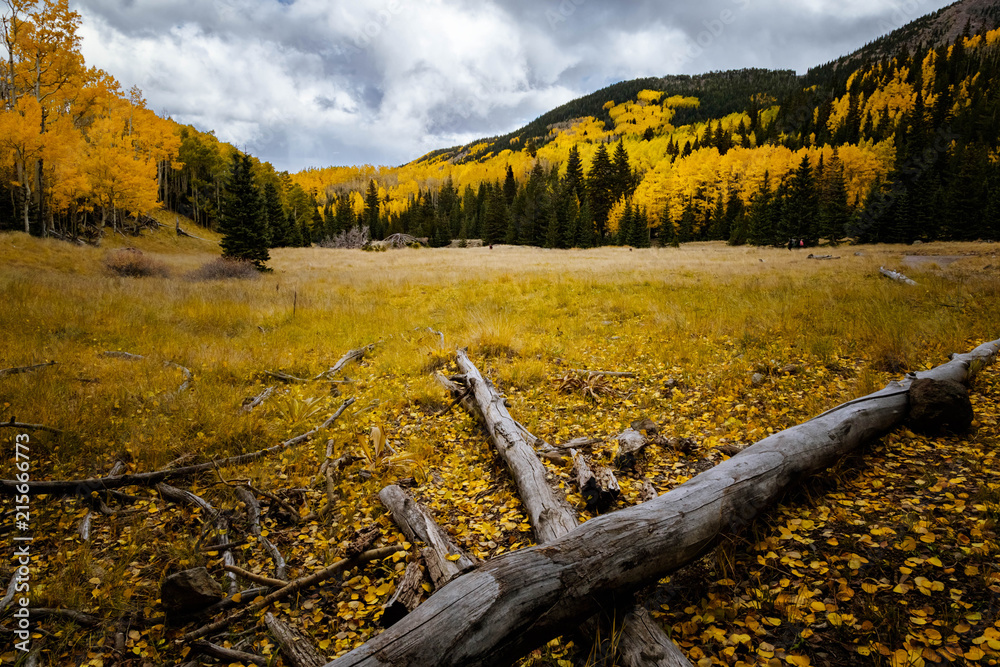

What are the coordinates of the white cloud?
(73, 0, 957, 170)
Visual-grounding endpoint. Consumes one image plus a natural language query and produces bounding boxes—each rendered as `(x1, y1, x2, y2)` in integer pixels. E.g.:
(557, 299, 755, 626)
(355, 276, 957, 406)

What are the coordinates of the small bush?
(187, 257, 261, 281)
(103, 248, 170, 278)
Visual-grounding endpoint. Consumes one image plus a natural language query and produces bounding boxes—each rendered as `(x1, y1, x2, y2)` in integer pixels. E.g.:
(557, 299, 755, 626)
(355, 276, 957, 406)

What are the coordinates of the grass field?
(1, 227, 999, 666)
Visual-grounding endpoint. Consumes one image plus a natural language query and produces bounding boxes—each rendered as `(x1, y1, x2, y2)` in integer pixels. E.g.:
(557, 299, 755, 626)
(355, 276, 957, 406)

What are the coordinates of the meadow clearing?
(1, 228, 999, 666)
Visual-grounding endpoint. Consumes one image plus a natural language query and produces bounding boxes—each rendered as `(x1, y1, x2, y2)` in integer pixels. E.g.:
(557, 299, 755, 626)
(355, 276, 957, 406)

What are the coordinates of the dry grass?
(1, 228, 999, 665)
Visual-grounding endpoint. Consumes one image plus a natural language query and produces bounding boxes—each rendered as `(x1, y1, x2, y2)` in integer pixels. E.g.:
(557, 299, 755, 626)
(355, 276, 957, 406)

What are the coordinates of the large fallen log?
(324, 338, 1000, 667)
(454, 351, 688, 666)
(454, 350, 577, 544)
(0, 398, 355, 496)
(379, 485, 478, 586)
(265, 612, 327, 667)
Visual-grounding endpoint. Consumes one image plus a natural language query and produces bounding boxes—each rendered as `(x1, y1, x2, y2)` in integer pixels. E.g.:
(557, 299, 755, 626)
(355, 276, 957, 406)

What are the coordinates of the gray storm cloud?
(73, 0, 954, 171)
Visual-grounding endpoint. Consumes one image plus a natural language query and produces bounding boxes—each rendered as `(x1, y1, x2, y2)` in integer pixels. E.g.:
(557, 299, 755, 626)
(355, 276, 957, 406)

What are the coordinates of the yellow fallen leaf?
(446, 553, 462, 561)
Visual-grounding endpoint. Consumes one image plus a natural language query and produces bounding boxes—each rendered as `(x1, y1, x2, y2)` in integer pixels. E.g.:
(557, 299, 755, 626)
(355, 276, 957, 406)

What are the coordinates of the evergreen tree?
(629, 206, 650, 247)
(364, 180, 381, 240)
(577, 198, 595, 248)
(616, 203, 634, 246)
(219, 153, 270, 270)
(503, 165, 518, 207)
(564, 145, 585, 201)
(818, 154, 851, 244)
(746, 172, 773, 246)
(263, 181, 289, 247)
(678, 198, 696, 243)
(785, 155, 819, 244)
(587, 143, 615, 242)
(611, 140, 633, 203)
(483, 183, 508, 245)
(334, 194, 355, 235)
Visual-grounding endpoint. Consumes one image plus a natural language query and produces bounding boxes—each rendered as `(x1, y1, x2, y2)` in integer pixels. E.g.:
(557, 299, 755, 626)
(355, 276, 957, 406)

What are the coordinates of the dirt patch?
(902, 255, 967, 268)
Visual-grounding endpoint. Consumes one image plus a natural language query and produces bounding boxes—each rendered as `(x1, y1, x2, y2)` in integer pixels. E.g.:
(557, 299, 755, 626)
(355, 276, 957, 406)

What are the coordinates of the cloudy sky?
(74, 0, 955, 172)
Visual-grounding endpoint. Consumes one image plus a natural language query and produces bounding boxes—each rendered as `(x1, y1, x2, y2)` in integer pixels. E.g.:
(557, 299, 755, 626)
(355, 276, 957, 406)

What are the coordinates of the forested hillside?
(3, 0, 1000, 249)
(294, 4, 1000, 249)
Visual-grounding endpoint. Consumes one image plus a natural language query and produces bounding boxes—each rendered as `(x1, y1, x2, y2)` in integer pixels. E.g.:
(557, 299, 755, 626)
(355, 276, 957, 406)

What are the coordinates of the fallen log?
(224, 564, 285, 589)
(176, 226, 212, 242)
(157, 483, 237, 591)
(454, 352, 685, 666)
(0, 421, 62, 435)
(379, 485, 478, 587)
(265, 612, 327, 667)
(616, 607, 692, 667)
(0, 398, 355, 495)
(455, 349, 577, 544)
(182, 546, 402, 643)
(572, 452, 620, 512)
(235, 486, 287, 580)
(380, 558, 426, 628)
(315, 344, 376, 380)
(880, 266, 917, 285)
(27, 608, 100, 627)
(324, 338, 999, 667)
(538, 437, 601, 463)
(241, 386, 275, 413)
(80, 461, 126, 541)
(0, 361, 56, 378)
(612, 428, 648, 470)
(192, 640, 267, 666)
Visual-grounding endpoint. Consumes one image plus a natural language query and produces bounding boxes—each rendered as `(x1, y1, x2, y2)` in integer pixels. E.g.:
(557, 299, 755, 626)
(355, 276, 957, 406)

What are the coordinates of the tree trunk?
(455, 351, 688, 666)
(264, 612, 326, 667)
(455, 349, 577, 545)
(323, 339, 999, 667)
(378, 485, 477, 587)
(379, 558, 426, 628)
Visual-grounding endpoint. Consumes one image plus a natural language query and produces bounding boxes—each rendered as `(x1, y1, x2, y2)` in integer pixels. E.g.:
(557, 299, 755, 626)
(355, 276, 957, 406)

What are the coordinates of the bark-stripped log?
(616, 607, 692, 667)
(880, 266, 917, 285)
(0, 421, 63, 435)
(265, 612, 327, 667)
(183, 546, 402, 642)
(613, 429, 648, 470)
(235, 486, 287, 580)
(0, 398, 355, 496)
(379, 485, 478, 586)
(455, 352, 687, 666)
(380, 558, 426, 628)
(572, 452, 620, 512)
(0, 361, 56, 378)
(315, 344, 376, 380)
(455, 349, 577, 545)
(156, 483, 237, 591)
(323, 338, 999, 667)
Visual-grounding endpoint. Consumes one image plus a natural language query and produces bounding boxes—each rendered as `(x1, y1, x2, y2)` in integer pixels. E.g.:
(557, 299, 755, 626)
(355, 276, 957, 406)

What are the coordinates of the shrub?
(318, 225, 370, 249)
(187, 257, 261, 281)
(103, 248, 170, 278)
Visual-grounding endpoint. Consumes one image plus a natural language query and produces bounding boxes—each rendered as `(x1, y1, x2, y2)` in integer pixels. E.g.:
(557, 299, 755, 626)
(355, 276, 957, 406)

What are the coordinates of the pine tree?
(483, 183, 508, 246)
(587, 143, 615, 242)
(611, 140, 633, 203)
(219, 153, 269, 270)
(564, 145, 585, 201)
(629, 206, 650, 247)
(262, 181, 288, 247)
(364, 180, 381, 240)
(503, 165, 518, 207)
(818, 155, 850, 244)
(577, 198, 595, 248)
